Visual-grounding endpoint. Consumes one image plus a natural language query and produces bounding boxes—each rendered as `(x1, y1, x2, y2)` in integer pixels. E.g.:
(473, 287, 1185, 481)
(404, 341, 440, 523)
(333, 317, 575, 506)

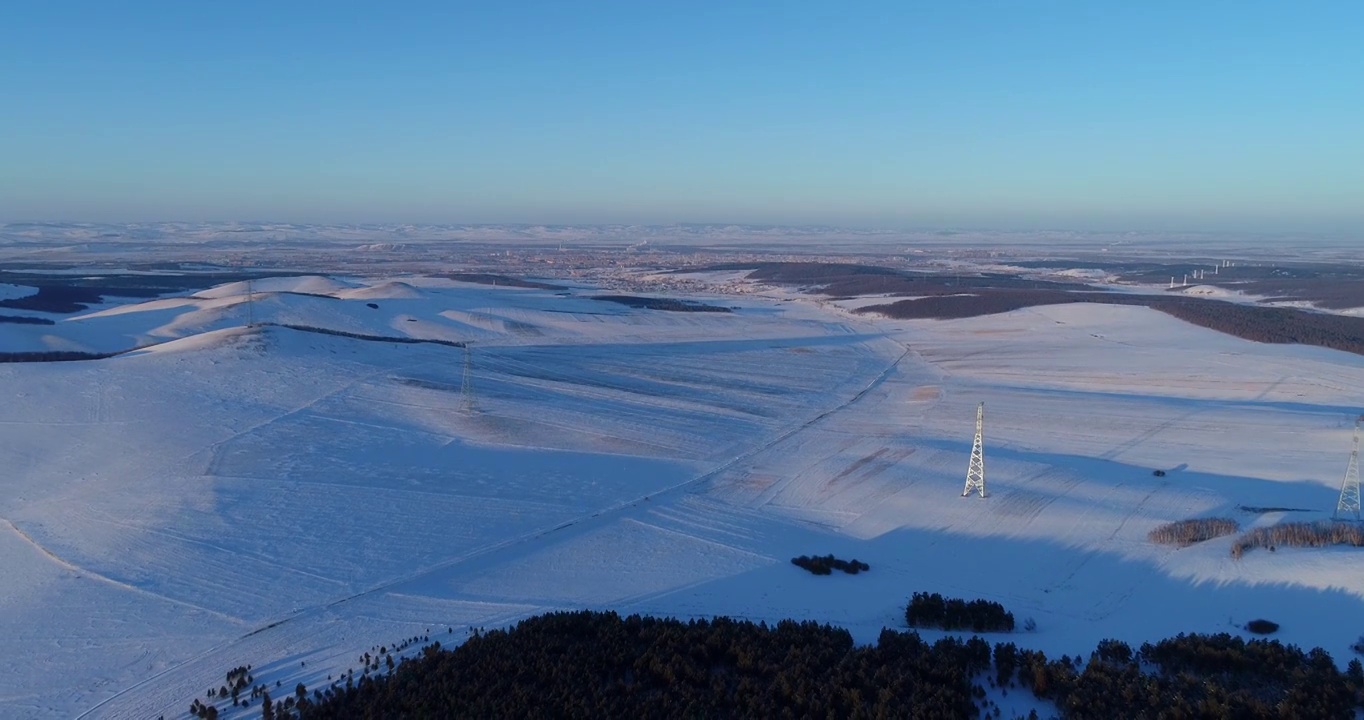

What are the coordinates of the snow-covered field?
(0, 283, 38, 301)
(3, 275, 1364, 718)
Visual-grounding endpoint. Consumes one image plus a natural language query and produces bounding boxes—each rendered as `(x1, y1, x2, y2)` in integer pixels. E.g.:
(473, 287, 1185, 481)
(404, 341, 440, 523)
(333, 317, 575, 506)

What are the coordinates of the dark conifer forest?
(230, 609, 1364, 720)
(711, 261, 1364, 357)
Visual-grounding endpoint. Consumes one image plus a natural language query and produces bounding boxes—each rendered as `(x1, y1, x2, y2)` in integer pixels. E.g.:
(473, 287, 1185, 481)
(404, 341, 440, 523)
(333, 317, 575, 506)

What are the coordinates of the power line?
(461, 343, 476, 413)
(246, 278, 255, 328)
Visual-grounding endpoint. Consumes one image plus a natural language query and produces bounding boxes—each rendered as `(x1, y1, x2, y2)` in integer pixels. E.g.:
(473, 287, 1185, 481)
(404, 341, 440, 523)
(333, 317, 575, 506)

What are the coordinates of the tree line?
(1231, 521, 1364, 559)
(180, 608, 1364, 719)
(1148, 518, 1240, 546)
(905, 592, 1016, 633)
(291, 611, 993, 719)
(0, 315, 54, 325)
(855, 289, 1364, 358)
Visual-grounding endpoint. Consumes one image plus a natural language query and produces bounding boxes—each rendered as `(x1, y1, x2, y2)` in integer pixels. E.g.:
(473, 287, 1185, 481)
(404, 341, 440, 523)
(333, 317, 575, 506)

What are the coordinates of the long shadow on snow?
(951, 381, 1364, 422)
(504, 331, 891, 359)
(897, 434, 1342, 517)
(623, 521, 1364, 666)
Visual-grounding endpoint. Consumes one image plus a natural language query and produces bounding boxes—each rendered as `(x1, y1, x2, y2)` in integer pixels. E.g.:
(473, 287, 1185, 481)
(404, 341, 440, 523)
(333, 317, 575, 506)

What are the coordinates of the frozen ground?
(0, 283, 38, 301)
(2, 276, 1364, 718)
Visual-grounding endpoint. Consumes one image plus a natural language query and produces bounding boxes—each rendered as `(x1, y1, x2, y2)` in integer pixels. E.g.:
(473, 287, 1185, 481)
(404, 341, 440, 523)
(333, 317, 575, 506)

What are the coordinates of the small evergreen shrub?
(791, 554, 870, 575)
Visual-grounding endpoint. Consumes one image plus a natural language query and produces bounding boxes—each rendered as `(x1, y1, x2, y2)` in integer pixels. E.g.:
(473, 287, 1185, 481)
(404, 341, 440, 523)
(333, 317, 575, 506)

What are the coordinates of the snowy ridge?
(3, 278, 1364, 718)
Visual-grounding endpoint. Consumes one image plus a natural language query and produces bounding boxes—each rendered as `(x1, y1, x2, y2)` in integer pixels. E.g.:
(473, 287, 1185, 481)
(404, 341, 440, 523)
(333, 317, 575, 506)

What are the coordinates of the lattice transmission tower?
(962, 402, 986, 498)
(1335, 415, 1363, 521)
(245, 278, 256, 328)
(460, 343, 476, 413)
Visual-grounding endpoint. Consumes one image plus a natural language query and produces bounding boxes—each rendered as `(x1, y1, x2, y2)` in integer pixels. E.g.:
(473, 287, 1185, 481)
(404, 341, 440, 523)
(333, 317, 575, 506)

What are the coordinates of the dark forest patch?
(791, 554, 870, 575)
(208, 610, 1364, 720)
(725, 261, 1364, 357)
(0, 285, 114, 313)
(443, 273, 563, 290)
(906, 592, 1016, 633)
(0, 269, 308, 314)
(592, 295, 732, 312)
(0, 315, 55, 325)
(1231, 521, 1364, 559)
(262, 323, 465, 348)
(273, 611, 990, 719)
(855, 291, 1364, 357)
(746, 262, 1090, 297)
(0, 350, 124, 363)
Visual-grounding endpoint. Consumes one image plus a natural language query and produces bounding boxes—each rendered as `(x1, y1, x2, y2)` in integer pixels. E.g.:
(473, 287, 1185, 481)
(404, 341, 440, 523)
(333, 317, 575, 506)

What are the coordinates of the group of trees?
(905, 592, 1016, 633)
(185, 609, 1364, 719)
(0, 349, 120, 363)
(1152, 298, 1364, 356)
(854, 288, 1364, 358)
(1145, 517, 1364, 560)
(190, 666, 255, 717)
(858, 290, 1086, 320)
(747, 258, 1364, 357)
(264, 323, 466, 348)
(999, 632, 1364, 718)
(442, 273, 563, 290)
(1148, 518, 1240, 546)
(1231, 521, 1364, 559)
(740, 262, 1088, 299)
(259, 683, 311, 720)
(185, 630, 454, 719)
(0, 284, 109, 313)
(592, 295, 732, 312)
(790, 554, 870, 575)
(288, 611, 996, 719)
(272, 610, 1364, 719)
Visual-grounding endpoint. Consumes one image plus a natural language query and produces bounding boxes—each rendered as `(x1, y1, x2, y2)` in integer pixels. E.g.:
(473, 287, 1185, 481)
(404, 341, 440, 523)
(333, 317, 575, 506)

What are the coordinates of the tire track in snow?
(2, 518, 244, 626)
(308, 343, 910, 612)
(76, 341, 910, 719)
(193, 356, 435, 474)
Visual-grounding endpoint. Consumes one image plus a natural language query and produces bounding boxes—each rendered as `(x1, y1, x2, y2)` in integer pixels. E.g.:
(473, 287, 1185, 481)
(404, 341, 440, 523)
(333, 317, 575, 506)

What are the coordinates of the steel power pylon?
(245, 279, 255, 328)
(1334, 415, 1363, 521)
(460, 343, 476, 413)
(962, 402, 986, 498)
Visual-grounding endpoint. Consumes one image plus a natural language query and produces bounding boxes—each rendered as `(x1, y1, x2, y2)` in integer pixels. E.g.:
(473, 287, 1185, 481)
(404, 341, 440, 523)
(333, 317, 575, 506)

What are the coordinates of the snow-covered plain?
(3, 275, 1364, 718)
(0, 283, 38, 301)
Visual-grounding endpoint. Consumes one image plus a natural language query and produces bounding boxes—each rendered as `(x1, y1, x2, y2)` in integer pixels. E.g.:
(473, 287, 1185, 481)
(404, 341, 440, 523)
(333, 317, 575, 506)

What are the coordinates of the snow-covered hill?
(2, 276, 1363, 718)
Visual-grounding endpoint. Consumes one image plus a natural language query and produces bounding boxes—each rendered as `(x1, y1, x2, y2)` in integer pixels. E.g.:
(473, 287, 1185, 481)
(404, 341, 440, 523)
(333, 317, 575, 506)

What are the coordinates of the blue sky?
(2, 1, 1361, 231)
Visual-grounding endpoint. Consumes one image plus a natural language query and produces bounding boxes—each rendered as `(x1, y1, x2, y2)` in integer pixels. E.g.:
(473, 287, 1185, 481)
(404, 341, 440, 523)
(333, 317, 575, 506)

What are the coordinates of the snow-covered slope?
(3, 279, 1364, 718)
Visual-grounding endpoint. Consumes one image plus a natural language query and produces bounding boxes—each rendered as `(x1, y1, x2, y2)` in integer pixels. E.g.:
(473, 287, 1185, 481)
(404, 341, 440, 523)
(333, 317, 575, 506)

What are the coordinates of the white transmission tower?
(962, 402, 986, 498)
(245, 278, 255, 328)
(460, 343, 476, 413)
(1335, 415, 1363, 521)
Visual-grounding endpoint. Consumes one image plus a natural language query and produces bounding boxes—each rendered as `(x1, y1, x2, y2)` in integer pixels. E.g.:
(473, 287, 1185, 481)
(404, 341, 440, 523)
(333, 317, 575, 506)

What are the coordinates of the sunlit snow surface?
(3, 276, 1364, 718)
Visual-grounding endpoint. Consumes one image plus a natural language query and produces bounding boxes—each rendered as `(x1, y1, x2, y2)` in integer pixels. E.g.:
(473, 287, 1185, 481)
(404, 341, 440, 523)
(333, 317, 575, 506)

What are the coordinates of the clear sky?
(2, 1, 1361, 232)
